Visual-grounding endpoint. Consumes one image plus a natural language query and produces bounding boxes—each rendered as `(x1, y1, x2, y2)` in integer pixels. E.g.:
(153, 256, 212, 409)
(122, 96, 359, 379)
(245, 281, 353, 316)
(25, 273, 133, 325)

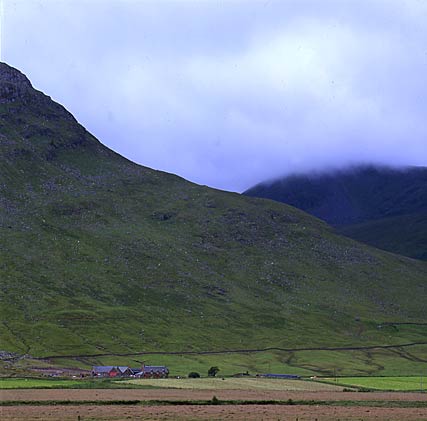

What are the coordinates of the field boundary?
(25, 341, 427, 361)
(1, 399, 427, 408)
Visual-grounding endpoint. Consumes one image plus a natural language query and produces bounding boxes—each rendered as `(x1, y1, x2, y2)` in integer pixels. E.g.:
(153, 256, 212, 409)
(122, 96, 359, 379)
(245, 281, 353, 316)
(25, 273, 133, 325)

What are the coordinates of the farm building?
(118, 366, 133, 376)
(259, 374, 300, 379)
(92, 364, 169, 378)
(137, 364, 169, 378)
(92, 366, 121, 377)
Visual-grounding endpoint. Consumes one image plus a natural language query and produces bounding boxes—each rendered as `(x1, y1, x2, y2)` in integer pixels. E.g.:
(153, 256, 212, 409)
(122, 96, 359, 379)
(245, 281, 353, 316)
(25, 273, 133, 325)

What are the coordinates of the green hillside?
(338, 212, 427, 261)
(1, 63, 426, 376)
(244, 166, 427, 260)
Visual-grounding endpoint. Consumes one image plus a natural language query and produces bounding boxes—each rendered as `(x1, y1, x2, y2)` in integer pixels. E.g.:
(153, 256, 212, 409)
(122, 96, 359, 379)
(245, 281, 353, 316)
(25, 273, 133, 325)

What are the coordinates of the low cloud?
(4, 0, 427, 191)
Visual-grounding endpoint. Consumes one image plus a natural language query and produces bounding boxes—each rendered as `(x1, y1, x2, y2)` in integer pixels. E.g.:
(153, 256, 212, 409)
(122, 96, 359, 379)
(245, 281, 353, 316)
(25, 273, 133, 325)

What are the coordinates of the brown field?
(2, 403, 427, 421)
(2, 389, 427, 420)
(1, 388, 426, 401)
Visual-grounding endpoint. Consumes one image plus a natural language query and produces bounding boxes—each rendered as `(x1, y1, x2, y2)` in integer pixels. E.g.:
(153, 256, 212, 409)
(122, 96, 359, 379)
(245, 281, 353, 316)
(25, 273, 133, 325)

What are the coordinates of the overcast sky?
(2, 0, 427, 191)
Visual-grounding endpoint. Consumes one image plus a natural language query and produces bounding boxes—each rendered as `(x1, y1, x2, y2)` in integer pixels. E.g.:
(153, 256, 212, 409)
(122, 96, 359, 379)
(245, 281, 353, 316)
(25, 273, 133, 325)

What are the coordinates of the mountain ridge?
(1, 62, 426, 375)
(244, 165, 427, 260)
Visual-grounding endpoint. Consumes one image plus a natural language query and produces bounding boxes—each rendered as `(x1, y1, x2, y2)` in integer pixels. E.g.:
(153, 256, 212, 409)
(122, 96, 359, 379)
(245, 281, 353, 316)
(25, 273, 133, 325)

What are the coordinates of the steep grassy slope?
(244, 166, 427, 260)
(339, 212, 427, 261)
(1, 63, 426, 374)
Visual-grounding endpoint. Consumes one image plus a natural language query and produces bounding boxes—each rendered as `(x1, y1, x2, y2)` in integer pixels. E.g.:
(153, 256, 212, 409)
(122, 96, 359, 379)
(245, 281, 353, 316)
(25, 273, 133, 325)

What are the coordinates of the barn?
(92, 364, 169, 378)
(137, 364, 169, 378)
(92, 366, 121, 377)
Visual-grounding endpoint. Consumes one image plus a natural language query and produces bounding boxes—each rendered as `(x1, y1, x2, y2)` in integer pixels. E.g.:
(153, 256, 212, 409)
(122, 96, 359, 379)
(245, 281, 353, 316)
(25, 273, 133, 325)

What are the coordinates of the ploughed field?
(2, 388, 427, 401)
(3, 403, 427, 420)
(2, 378, 427, 420)
(2, 389, 427, 421)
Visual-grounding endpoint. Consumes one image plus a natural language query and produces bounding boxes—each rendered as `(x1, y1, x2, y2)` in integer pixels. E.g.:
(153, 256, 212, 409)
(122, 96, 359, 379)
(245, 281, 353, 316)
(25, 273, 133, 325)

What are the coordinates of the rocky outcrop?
(0, 62, 34, 103)
(0, 62, 105, 158)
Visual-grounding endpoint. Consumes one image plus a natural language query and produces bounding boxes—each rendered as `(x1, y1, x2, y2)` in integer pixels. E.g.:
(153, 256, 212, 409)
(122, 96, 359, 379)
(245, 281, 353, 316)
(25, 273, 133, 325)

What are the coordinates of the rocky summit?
(0, 64, 33, 103)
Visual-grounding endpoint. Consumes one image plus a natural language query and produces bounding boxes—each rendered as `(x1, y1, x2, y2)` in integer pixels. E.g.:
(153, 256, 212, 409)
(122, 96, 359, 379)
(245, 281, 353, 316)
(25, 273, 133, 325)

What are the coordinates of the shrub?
(188, 372, 200, 378)
(208, 366, 220, 377)
(211, 395, 220, 405)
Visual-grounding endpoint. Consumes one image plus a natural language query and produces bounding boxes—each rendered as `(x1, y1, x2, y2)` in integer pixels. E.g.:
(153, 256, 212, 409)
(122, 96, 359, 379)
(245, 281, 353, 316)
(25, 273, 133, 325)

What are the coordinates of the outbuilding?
(92, 366, 121, 377)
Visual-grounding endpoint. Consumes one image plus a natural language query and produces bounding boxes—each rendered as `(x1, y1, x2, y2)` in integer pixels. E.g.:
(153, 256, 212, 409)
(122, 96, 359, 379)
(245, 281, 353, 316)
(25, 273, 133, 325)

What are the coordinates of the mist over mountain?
(244, 165, 427, 260)
(1, 63, 426, 375)
(4, 0, 427, 191)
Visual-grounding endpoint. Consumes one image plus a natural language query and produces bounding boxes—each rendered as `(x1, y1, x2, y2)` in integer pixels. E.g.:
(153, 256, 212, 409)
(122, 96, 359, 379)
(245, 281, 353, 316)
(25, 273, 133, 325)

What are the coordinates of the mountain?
(244, 166, 427, 260)
(1, 63, 426, 376)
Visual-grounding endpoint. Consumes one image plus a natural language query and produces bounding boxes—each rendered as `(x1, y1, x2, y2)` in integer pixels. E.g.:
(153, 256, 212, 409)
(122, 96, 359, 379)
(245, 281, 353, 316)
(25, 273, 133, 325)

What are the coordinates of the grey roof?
(262, 374, 300, 379)
(143, 365, 168, 372)
(92, 366, 116, 373)
(92, 365, 168, 374)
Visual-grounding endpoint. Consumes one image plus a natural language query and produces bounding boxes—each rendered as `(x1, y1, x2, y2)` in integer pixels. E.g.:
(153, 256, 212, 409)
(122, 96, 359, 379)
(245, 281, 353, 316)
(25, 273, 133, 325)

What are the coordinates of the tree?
(188, 372, 200, 378)
(208, 366, 220, 377)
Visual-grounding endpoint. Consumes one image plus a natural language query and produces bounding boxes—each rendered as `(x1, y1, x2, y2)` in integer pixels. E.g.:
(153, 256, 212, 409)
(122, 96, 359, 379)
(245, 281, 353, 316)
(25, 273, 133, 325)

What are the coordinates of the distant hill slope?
(1, 63, 426, 375)
(244, 166, 427, 260)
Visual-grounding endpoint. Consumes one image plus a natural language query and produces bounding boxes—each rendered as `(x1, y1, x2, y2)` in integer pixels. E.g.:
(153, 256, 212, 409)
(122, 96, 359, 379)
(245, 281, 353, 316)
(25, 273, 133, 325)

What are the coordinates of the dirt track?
(2, 404, 427, 420)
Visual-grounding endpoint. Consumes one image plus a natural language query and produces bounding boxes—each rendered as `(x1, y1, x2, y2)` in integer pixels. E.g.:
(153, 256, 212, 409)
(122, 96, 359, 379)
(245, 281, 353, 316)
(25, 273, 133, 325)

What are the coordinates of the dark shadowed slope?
(1, 63, 426, 372)
(244, 166, 427, 260)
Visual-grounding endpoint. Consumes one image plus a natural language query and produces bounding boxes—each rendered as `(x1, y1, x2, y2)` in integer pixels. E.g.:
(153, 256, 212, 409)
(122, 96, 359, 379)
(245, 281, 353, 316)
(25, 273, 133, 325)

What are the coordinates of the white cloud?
(3, 0, 427, 191)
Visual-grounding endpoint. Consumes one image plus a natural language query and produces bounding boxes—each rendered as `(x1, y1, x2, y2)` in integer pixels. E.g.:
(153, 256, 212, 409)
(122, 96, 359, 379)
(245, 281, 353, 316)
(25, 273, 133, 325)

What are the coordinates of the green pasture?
(0, 378, 87, 389)
(2, 375, 426, 392)
(57, 342, 427, 377)
(120, 377, 342, 391)
(3, 342, 426, 380)
(0, 378, 155, 390)
(324, 376, 427, 391)
(0, 376, 340, 391)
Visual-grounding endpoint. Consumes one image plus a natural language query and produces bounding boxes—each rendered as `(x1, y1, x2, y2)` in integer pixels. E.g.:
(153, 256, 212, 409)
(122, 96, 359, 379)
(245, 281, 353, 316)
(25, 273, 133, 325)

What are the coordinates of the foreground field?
(2, 388, 426, 402)
(326, 376, 427, 391)
(2, 389, 427, 420)
(2, 403, 427, 421)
